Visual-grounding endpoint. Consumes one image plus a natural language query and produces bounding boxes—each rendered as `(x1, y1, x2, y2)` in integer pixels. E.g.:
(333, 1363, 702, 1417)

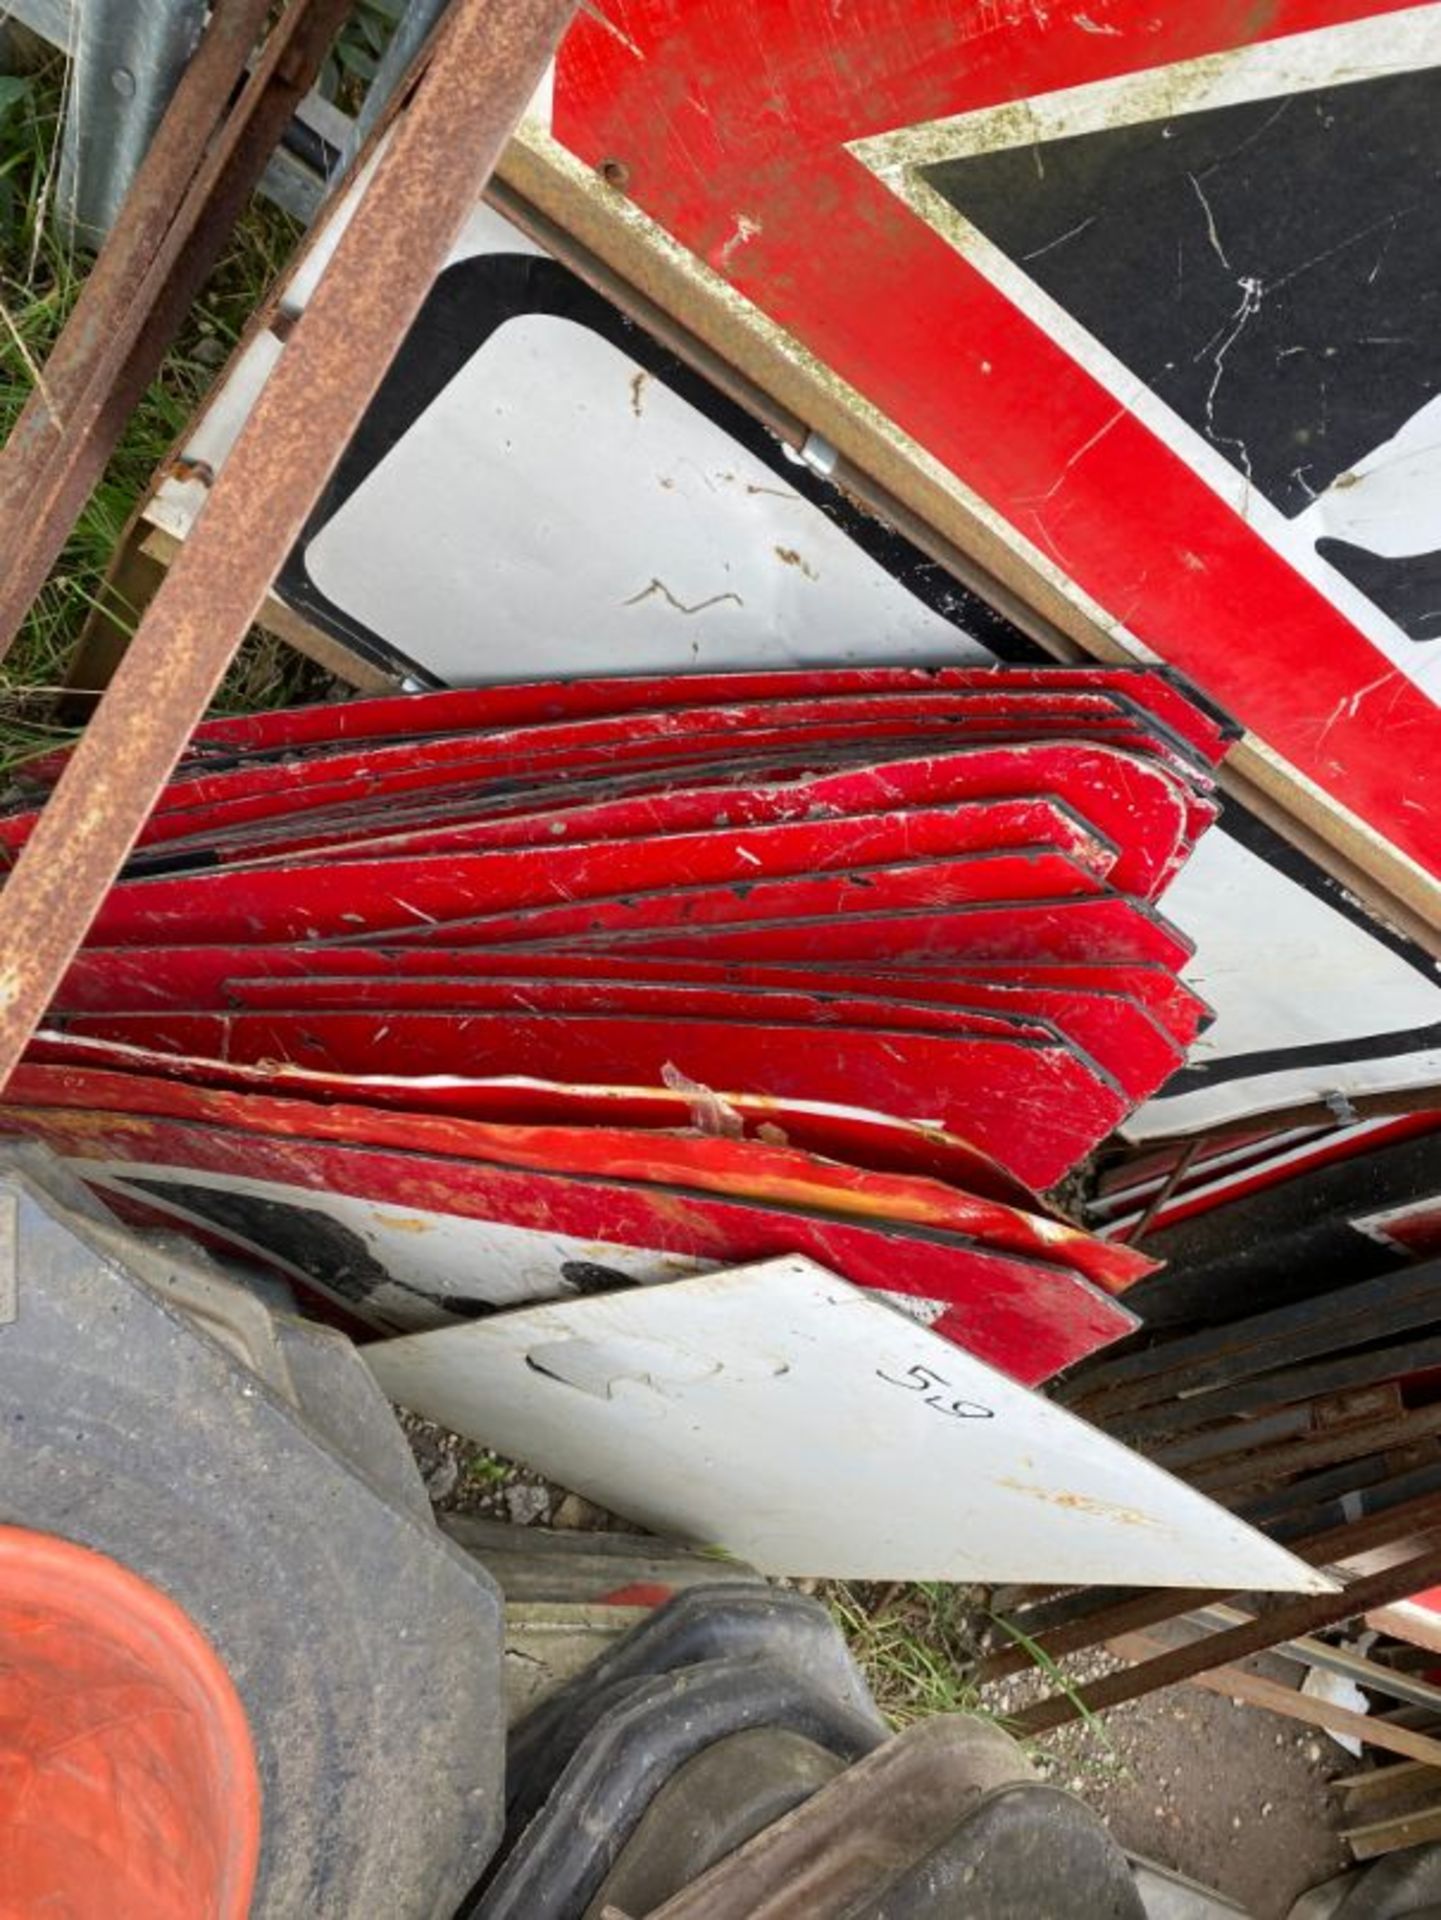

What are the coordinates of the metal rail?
(3, 0, 207, 245)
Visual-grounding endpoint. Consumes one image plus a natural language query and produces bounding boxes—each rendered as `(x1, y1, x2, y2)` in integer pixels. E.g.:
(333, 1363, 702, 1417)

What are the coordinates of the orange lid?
(0, 1525, 261, 1919)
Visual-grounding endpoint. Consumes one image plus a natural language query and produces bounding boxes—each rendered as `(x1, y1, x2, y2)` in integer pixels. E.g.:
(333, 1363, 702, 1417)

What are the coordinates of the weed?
(321, 0, 404, 105)
(462, 1452, 515, 1490)
(986, 1609, 1120, 1758)
(826, 1581, 988, 1729)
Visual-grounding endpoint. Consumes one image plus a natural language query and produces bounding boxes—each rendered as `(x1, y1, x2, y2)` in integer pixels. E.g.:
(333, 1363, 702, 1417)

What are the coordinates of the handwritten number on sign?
(876, 1362, 994, 1420)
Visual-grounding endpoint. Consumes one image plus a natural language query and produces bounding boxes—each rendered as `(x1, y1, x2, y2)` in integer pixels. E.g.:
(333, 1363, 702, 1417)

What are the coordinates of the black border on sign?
(275, 250, 1032, 678)
(269, 243, 1440, 1090)
(1165, 802, 1441, 1091)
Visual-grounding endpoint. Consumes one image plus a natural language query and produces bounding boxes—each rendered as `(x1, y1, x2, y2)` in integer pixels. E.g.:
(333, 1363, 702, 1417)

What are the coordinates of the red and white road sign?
(537, 0, 1441, 889)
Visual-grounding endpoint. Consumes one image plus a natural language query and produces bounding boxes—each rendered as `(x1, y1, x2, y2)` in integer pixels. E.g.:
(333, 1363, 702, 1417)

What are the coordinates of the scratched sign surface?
(141, 2, 1441, 1137)
(364, 1253, 1330, 1587)
(532, 0, 1441, 897)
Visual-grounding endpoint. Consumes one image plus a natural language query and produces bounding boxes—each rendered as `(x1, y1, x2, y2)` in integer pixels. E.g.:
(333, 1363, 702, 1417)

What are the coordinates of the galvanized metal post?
(0, 0, 577, 1090)
(57, 0, 210, 246)
(2, 0, 210, 247)
(336, 0, 453, 176)
(0, 0, 73, 56)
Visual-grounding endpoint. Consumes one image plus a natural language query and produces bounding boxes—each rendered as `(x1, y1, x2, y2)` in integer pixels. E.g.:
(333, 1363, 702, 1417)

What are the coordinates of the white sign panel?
(365, 1255, 1330, 1590)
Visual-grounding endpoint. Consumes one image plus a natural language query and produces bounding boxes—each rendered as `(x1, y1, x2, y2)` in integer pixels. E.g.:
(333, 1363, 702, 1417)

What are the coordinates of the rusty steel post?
(0, 0, 356, 660)
(1010, 1539, 1441, 1737)
(0, 0, 576, 1088)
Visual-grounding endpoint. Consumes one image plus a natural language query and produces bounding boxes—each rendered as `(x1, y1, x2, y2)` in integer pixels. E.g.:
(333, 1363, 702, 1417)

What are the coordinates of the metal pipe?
(0, 0, 577, 1090)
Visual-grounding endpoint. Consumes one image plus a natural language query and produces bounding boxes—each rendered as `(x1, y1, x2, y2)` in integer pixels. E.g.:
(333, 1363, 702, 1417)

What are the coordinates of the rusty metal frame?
(978, 1483, 1441, 1689)
(1009, 1537, 1441, 1737)
(0, 0, 359, 661)
(1108, 1624, 1441, 1773)
(0, 0, 577, 1088)
(1187, 1401, 1441, 1498)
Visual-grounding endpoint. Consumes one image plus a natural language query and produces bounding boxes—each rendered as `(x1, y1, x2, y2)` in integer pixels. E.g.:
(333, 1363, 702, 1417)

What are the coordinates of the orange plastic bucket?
(0, 1525, 261, 1919)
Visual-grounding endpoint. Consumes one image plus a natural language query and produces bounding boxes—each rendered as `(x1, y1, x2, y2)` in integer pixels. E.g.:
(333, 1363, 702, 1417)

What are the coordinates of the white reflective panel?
(365, 1253, 1332, 1589)
(1132, 828, 1441, 1138)
(305, 312, 983, 683)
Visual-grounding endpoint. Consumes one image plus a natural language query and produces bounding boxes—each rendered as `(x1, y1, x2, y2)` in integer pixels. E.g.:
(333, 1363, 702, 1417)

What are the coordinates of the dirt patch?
(982, 1650, 1354, 1917)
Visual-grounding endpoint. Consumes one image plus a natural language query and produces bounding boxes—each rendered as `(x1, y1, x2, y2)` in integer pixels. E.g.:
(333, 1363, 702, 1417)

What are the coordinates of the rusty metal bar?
(1113, 1334, 1441, 1446)
(1336, 1761, 1441, 1807)
(1009, 1540, 1441, 1737)
(0, 0, 273, 533)
(1065, 1260, 1441, 1421)
(1194, 1600, 1441, 1713)
(1121, 1136, 1201, 1249)
(1191, 1402, 1441, 1498)
(979, 1484, 1441, 1687)
(0, 0, 576, 1087)
(1341, 1802, 1441, 1862)
(1108, 1629, 1441, 1773)
(0, 0, 356, 660)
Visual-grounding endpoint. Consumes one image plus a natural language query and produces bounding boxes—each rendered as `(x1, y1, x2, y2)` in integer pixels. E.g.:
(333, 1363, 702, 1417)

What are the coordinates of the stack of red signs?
(0, 666, 1232, 1385)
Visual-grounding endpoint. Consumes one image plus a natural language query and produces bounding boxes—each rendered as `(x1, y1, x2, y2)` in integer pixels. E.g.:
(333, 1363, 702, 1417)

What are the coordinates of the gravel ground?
(400, 1413, 635, 1531)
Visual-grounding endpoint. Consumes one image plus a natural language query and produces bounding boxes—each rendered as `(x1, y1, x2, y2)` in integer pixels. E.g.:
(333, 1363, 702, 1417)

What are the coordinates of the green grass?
(0, 56, 326, 772)
(827, 1581, 987, 1728)
(828, 1582, 1124, 1769)
(461, 1451, 516, 1491)
(986, 1607, 1120, 1756)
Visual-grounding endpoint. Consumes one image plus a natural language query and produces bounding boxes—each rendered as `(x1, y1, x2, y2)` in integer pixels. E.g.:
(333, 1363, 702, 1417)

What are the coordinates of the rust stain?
(372, 1211, 434, 1235)
(0, 1104, 121, 1143)
(629, 369, 648, 417)
(997, 1479, 1160, 1528)
(773, 545, 817, 580)
(636, 1187, 712, 1235)
(1236, 0, 1280, 39)
(170, 455, 217, 488)
(623, 577, 744, 616)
